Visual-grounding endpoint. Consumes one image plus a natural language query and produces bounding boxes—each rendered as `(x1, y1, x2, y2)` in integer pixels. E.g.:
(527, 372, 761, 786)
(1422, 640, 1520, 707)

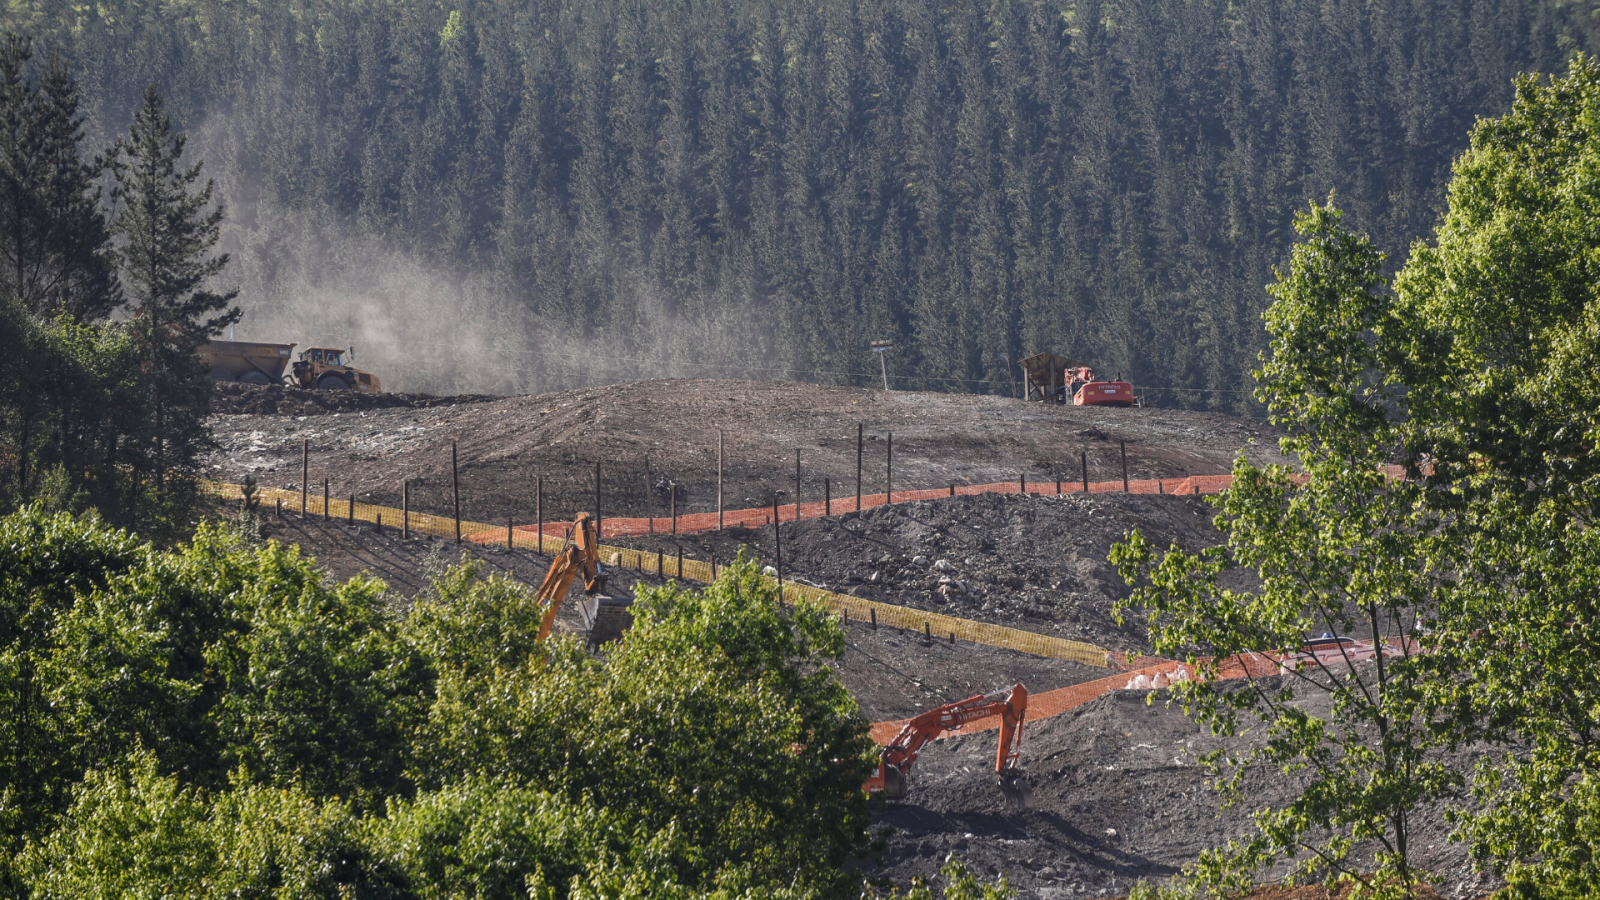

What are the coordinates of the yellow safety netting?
(208, 480, 1111, 668)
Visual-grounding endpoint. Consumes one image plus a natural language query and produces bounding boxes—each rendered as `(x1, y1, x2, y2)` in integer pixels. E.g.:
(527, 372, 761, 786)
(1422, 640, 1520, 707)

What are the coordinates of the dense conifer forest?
(11, 0, 1598, 398)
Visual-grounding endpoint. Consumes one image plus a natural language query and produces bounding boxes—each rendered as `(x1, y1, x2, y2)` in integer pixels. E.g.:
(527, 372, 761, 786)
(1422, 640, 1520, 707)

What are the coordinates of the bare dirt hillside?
(205, 378, 1289, 529)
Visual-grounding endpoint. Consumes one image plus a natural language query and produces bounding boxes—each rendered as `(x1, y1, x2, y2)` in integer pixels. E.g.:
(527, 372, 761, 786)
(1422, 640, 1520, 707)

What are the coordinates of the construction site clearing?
(205, 378, 1491, 899)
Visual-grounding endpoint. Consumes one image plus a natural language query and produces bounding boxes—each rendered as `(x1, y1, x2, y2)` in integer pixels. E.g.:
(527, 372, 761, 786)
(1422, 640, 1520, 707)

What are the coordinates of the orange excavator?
(865, 684, 1032, 809)
(534, 512, 613, 644)
(1065, 365, 1137, 407)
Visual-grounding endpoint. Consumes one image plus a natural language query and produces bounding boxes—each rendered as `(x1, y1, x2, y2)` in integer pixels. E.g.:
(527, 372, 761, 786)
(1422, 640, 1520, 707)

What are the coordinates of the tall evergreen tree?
(0, 35, 117, 322)
(108, 84, 237, 521)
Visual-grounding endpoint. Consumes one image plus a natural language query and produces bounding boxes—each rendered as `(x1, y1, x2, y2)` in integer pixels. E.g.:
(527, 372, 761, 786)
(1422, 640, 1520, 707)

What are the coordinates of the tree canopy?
(1114, 54, 1600, 898)
(4, 0, 1590, 398)
(0, 508, 887, 899)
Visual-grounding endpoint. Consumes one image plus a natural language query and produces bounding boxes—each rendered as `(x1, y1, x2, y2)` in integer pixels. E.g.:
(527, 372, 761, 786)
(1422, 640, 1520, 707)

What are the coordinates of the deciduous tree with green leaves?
(1117, 53, 1600, 899)
(1112, 200, 1454, 898)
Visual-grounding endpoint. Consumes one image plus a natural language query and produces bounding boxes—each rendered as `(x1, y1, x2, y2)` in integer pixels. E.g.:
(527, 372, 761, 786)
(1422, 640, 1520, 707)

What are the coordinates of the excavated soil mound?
(204, 378, 1288, 529)
(212, 381, 499, 416)
(610, 491, 1239, 652)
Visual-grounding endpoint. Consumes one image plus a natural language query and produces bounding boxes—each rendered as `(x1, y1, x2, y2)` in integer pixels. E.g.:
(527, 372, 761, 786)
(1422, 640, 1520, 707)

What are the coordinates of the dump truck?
(198, 340, 297, 385)
(198, 341, 383, 393)
(289, 347, 382, 393)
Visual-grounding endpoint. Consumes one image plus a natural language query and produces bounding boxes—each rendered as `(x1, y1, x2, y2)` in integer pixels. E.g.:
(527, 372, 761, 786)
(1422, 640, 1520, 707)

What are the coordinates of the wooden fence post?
(825, 478, 831, 515)
(646, 453, 654, 534)
(1121, 441, 1129, 493)
(670, 483, 677, 535)
(507, 517, 514, 549)
(322, 478, 329, 521)
(1081, 450, 1089, 493)
(886, 431, 893, 503)
(402, 480, 410, 539)
(301, 439, 308, 518)
(594, 461, 602, 539)
(794, 449, 801, 522)
(348, 494, 354, 525)
(717, 431, 725, 531)
(772, 494, 782, 589)
(452, 442, 461, 544)
(535, 476, 543, 553)
(856, 423, 863, 512)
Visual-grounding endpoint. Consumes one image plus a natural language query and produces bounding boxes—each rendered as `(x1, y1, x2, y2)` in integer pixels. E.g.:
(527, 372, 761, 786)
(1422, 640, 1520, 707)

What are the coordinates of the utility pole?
(871, 340, 893, 391)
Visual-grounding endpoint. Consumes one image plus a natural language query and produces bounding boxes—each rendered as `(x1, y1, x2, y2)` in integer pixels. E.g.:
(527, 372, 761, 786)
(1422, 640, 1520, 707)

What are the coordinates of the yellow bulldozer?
(199, 341, 383, 393)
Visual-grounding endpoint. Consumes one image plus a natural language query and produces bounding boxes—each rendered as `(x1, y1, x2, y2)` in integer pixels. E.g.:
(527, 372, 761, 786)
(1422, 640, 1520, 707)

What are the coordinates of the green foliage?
(1116, 54, 1600, 899)
(413, 559, 875, 896)
(20, 753, 372, 900)
(1379, 55, 1600, 897)
(0, 36, 231, 535)
(1113, 202, 1453, 897)
(0, 511, 876, 898)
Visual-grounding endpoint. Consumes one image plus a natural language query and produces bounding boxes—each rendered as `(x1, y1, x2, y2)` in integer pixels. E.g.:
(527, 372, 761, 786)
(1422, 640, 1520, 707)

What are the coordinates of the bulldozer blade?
(997, 771, 1033, 810)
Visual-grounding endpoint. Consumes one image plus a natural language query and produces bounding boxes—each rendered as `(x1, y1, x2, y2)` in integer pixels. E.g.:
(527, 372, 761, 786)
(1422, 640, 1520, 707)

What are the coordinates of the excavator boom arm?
(533, 513, 604, 643)
(867, 684, 1030, 807)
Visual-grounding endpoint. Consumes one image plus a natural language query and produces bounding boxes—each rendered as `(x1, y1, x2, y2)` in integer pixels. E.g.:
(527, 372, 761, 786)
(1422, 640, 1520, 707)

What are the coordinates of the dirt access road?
(205, 378, 1289, 530)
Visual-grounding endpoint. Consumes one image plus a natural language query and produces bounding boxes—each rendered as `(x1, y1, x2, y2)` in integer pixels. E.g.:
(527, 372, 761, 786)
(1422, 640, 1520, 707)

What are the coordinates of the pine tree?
(110, 85, 238, 349)
(108, 85, 238, 523)
(0, 37, 117, 322)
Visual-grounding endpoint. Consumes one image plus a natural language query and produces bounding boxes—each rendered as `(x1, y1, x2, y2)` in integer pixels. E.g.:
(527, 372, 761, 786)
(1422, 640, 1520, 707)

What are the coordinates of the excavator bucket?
(997, 770, 1033, 810)
(881, 764, 909, 801)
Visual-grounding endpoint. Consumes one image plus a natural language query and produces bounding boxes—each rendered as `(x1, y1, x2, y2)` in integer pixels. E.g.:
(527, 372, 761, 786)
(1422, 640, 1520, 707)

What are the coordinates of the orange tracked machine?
(866, 683, 1032, 809)
(1019, 352, 1137, 407)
